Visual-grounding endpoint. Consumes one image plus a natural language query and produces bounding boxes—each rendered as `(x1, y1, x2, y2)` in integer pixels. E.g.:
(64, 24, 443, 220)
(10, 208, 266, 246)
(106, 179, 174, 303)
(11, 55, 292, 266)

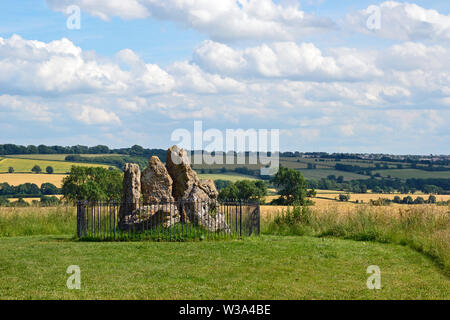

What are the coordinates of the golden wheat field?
(318, 193, 450, 203)
(7, 195, 64, 204)
(0, 173, 66, 187)
(260, 203, 450, 220)
(263, 193, 450, 208)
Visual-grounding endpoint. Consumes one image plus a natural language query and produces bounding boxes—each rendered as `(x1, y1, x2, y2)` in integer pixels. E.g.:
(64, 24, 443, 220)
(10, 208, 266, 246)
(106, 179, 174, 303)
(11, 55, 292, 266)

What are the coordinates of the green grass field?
(0, 157, 109, 174)
(198, 173, 258, 182)
(374, 169, 450, 180)
(0, 235, 448, 299)
(297, 169, 368, 181)
(0, 206, 449, 299)
(5, 154, 123, 161)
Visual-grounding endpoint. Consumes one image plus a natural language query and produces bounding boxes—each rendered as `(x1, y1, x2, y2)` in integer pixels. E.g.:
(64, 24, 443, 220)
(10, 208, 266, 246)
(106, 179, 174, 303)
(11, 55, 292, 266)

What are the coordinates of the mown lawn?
(0, 235, 448, 300)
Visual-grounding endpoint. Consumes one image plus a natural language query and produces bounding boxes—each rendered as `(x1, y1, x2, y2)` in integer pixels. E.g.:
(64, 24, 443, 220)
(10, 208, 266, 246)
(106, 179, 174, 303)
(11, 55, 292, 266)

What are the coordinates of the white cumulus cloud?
(0, 35, 175, 96)
(346, 1, 450, 42)
(46, 0, 334, 42)
(193, 40, 382, 81)
(75, 106, 121, 125)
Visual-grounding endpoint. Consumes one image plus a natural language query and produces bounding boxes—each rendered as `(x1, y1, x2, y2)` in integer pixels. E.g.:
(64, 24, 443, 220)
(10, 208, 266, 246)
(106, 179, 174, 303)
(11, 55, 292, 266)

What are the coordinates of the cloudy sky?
(0, 0, 449, 154)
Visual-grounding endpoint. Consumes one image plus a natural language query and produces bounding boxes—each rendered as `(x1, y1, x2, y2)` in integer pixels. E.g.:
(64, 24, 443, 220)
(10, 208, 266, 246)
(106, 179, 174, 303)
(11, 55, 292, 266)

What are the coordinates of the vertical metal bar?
(76, 202, 80, 238)
(93, 202, 96, 238)
(145, 201, 148, 241)
(240, 201, 242, 237)
(91, 202, 94, 238)
(141, 201, 143, 240)
(169, 201, 172, 241)
(257, 203, 261, 236)
(97, 201, 100, 239)
(127, 201, 130, 240)
(150, 202, 153, 240)
(102, 201, 104, 240)
(113, 202, 117, 240)
(214, 201, 216, 240)
(102, 202, 105, 240)
(179, 200, 182, 240)
(235, 202, 238, 236)
(88, 203, 91, 237)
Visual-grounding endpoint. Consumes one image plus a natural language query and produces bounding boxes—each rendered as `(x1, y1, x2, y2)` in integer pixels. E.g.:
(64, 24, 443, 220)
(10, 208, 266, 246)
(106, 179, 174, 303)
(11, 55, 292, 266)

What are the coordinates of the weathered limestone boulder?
(199, 179, 219, 200)
(166, 145, 199, 200)
(119, 163, 141, 222)
(119, 203, 181, 231)
(165, 146, 226, 231)
(182, 200, 230, 233)
(119, 145, 228, 233)
(120, 157, 181, 231)
(141, 156, 174, 203)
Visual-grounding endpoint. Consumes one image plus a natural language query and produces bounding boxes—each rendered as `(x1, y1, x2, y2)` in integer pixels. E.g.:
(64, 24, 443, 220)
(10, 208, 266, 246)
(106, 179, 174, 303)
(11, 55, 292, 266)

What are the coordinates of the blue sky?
(0, 0, 449, 154)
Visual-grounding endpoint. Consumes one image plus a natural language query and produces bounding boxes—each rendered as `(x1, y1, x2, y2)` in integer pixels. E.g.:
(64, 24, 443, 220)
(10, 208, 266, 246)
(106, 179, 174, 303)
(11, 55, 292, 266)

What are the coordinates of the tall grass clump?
(0, 206, 76, 237)
(263, 205, 450, 275)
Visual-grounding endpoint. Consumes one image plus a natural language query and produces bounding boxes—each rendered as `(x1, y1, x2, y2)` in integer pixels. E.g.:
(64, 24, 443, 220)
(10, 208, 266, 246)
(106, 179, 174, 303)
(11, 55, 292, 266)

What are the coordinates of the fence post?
(77, 201, 86, 239)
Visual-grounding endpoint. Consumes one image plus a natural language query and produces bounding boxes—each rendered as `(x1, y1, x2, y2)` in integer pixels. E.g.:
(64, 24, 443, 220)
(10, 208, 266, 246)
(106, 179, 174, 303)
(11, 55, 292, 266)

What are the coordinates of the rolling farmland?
(0, 173, 66, 187)
(198, 173, 258, 182)
(0, 157, 109, 174)
(296, 169, 368, 181)
(5, 154, 123, 161)
(373, 169, 450, 179)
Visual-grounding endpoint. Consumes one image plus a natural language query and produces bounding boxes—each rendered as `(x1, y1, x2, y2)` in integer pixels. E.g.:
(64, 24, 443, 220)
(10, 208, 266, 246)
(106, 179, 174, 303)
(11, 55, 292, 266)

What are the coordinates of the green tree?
(46, 166, 54, 174)
(306, 188, 317, 197)
(373, 186, 383, 193)
(360, 184, 368, 193)
(402, 196, 414, 205)
(271, 167, 307, 205)
(414, 197, 425, 204)
(31, 165, 42, 174)
(218, 180, 267, 203)
(214, 179, 232, 191)
(0, 197, 10, 206)
(40, 195, 60, 207)
(41, 182, 60, 195)
(8, 167, 14, 173)
(11, 198, 30, 207)
(62, 166, 123, 202)
(218, 183, 239, 201)
(427, 195, 437, 204)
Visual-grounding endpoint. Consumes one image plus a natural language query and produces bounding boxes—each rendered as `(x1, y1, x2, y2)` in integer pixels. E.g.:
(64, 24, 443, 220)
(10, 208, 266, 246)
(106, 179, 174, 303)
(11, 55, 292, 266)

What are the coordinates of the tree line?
(0, 182, 61, 197)
(65, 155, 148, 170)
(0, 195, 61, 207)
(306, 176, 449, 194)
(0, 144, 167, 160)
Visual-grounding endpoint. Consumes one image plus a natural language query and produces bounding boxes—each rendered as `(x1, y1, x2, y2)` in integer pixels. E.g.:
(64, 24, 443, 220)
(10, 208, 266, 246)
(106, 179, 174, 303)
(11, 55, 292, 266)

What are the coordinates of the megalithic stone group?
(119, 145, 230, 232)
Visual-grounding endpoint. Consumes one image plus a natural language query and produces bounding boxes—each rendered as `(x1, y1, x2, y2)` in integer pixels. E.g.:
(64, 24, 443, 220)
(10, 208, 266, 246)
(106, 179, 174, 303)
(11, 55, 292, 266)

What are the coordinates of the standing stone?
(165, 146, 227, 232)
(119, 163, 141, 221)
(199, 179, 219, 200)
(141, 156, 174, 203)
(166, 145, 199, 200)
